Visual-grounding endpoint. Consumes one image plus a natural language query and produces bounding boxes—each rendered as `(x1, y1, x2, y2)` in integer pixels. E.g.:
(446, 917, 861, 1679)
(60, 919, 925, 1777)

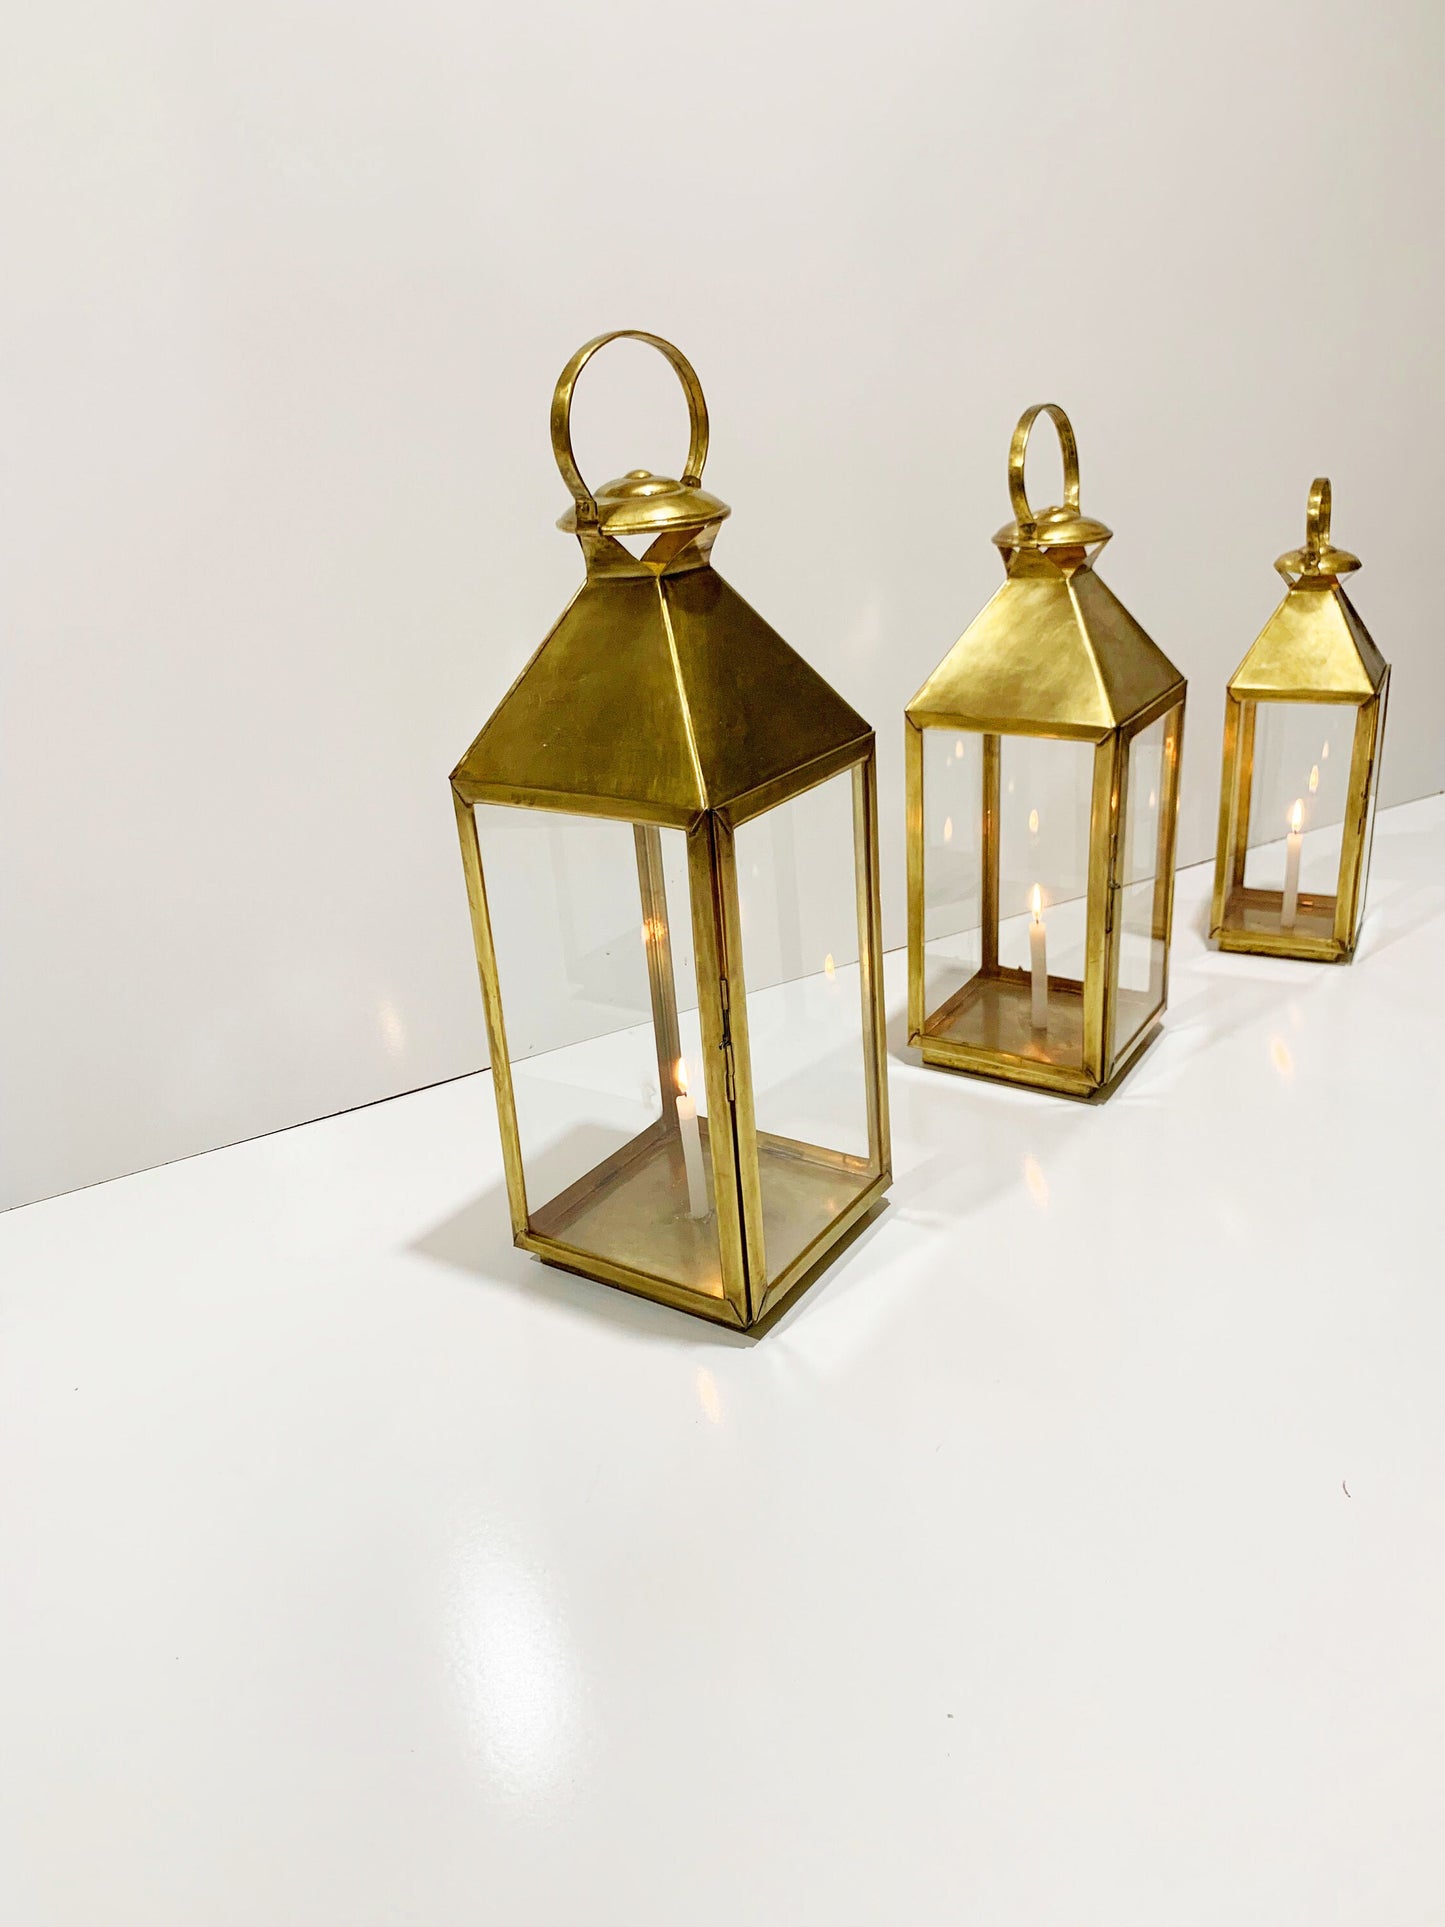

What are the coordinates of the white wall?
(4, 0, 1443, 1210)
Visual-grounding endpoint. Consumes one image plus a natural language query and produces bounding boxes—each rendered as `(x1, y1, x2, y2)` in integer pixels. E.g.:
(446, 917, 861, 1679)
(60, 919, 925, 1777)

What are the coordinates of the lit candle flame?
(943, 815, 953, 843)
(1031, 883, 1043, 922)
(824, 952, 836, 981)
(1289, 799, 1303, 834)
(674, 1055, 690, 1097)
(1028, 808, 1039, 835)
(954, 737, 965, 759)
(1321, 741, 1330, 761)
(1309, 764, 1320, 794)
(1148, 789, 1157, 809)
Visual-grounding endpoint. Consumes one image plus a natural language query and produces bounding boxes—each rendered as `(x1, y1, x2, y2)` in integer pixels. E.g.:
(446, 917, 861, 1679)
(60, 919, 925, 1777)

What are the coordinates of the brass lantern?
(905, 403, 1187, 1099)
(1209, 478, 1389, 963)
(451, 331, 890, 1330)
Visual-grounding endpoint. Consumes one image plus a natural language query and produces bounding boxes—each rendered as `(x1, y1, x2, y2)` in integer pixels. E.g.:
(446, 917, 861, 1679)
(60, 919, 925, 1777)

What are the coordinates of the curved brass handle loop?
(1008, 402, 1081, 536)
(1306, 476, 1332, 560)
(550, 330, 709, 529)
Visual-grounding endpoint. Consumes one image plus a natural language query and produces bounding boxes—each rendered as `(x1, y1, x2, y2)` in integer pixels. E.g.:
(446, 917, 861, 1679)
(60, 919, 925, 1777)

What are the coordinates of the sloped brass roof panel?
(452, 575, 707, 822)
(1336, 589, 1389, 691)
(1228, 583, 1387, 702)
(453, 567, 871, 822)
(662, 569, 872, 813)
(907, 576, 1111, 736)
(906, 568, 1182, 738)
(1070, 570, 1186, 727)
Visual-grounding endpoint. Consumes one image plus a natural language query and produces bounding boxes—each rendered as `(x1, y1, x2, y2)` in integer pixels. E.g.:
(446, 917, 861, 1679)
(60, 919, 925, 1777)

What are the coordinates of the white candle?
(1028, 884, 1048, 1031)
(1281, 800, 1303, 929)
(674, 1058, 709, 1220)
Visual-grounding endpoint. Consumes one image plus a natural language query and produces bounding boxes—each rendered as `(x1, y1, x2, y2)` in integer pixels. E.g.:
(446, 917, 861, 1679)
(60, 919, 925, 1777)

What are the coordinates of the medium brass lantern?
(1209, 479, 1389, 964)
(905, 403, 1187, 1099)
(451, 330, 891, 1330)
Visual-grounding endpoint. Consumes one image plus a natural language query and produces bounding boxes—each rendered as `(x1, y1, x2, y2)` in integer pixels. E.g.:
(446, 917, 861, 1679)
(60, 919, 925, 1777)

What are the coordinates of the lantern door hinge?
(1105, 809, 1123, 937)
(718, 974, 737, 1100)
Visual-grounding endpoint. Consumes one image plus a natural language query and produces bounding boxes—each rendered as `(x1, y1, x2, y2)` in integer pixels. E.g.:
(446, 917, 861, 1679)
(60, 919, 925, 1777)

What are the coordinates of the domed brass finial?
(991, 402, 1112, 559)
(549, 330, 730, 540)
(1275, 475, 1361, 582)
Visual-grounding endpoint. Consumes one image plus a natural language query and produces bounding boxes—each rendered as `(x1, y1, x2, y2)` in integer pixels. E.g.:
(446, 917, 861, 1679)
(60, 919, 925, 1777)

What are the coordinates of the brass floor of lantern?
(925, 968, 1088, 1069)
(526, 1116, 876, 1309)
(1215, 886, 1343, 960)
(749, 1133, 876, 1282)
(527, 1117, 726, 1301)
(920, 967, 1163, 1098)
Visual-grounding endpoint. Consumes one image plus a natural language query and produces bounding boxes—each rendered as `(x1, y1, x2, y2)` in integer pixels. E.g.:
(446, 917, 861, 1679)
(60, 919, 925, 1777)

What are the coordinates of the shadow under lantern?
(905, 403, 1187, 1099)
(1210, 479, 1389, 964)
(451, 331, 890, 1331)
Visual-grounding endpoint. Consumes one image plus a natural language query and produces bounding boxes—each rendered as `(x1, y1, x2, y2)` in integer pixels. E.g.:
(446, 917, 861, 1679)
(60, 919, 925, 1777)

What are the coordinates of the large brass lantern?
(1209, 479, 1390, 963)
(451, 331, 890, 1330)
(905, 404, 1187, 1099)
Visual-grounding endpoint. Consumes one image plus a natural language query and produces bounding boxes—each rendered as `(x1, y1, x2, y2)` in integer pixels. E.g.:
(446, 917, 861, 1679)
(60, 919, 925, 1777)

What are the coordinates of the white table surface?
(4, 794, 1444, 1927)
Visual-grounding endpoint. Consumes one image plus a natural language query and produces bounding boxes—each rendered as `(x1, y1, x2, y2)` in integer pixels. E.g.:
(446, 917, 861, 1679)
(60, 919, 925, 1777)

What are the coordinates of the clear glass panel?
(1111, 706, 1180, 1066)
(921, 728, 982, 1018)
(921, 728, 1093, 1072)
(474, 805, 724, 1299)
(1240, 699, 1358, 940)
(733, 768, 876, 1287)
(1355, 684, 1387, 938)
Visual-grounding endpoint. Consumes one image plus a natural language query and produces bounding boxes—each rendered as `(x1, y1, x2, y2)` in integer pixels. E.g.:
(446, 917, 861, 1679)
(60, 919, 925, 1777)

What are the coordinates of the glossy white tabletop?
(4, 795, 1443, 1926)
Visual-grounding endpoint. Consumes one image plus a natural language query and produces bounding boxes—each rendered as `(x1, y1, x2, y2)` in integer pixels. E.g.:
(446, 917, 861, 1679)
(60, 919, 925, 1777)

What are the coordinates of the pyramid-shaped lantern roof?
(1227, 479, 1387, 704)
(452, 331, 872, 828)
(907, 403, 1185, 740)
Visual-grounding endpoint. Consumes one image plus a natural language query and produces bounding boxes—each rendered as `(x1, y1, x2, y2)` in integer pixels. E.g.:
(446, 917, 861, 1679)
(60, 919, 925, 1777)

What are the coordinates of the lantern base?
(916, 966, 1160, 1098)
(1213, 885, 1352, 963)
(522, 1115, 878, 1328)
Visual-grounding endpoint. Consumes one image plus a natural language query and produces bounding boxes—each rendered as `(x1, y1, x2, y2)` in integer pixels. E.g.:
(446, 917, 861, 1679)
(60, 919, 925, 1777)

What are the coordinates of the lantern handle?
(1008, 402, 1081, 537)
(550, 331, 710, 529)
(1305, 476, 1332, 561)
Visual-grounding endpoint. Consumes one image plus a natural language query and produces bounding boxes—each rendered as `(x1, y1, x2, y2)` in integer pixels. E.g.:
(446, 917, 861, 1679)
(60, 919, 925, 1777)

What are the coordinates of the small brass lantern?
(1209, 479, 1389, 963)
(451, 331, 891, 1330)
(905, 403, 1187, 1098)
